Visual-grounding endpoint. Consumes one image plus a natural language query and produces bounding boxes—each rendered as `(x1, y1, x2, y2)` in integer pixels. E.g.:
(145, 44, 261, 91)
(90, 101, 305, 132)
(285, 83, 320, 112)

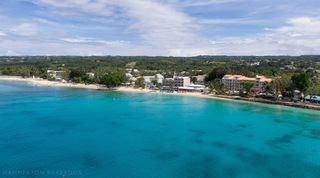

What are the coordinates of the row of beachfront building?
(126, 72, 272, 94)
(127, 74, 206, 92)
(46, 69, 273, 94)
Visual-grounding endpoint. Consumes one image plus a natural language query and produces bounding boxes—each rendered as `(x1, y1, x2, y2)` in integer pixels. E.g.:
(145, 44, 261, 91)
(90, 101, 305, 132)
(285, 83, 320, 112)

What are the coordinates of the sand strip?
(0, 76, 107, 90)
(2, 76, 320, 111)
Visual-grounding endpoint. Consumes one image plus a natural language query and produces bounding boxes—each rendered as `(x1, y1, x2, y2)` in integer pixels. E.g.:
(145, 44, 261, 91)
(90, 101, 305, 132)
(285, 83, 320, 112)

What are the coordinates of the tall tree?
(240, 81, 255, 95)
(291, 73, 310, 94)
(135, 77, 145, 88)
(205, 67, 228, 83)
(100, 71, 127, 88)
(208, 79, 226, 94)
(306, 78, 320, 97)
(271, 74, 293, 98)
(191, 76, 197, 84)
(69, 68, 86, 79)
(262, 81, 272, 95)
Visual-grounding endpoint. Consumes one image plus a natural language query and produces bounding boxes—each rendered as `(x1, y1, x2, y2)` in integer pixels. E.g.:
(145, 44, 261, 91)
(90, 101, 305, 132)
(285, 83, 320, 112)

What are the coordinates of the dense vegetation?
(1, 55, 319, 77)
(1, 55, 320, 98)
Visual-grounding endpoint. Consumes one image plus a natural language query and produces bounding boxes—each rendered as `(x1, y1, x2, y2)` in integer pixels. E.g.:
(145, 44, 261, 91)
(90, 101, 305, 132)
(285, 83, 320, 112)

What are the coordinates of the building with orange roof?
(222, 75, 272, 94)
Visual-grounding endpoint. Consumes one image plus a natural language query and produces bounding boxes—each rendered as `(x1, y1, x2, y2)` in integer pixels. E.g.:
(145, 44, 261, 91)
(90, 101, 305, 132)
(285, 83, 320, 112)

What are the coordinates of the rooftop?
(223, 75, 272, 82)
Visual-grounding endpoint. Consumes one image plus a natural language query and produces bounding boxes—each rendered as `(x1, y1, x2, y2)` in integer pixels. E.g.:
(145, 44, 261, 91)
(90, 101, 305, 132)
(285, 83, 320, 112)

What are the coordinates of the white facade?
(47, 70, 65, 81)
(155, 74, 164, 84)
(174, 77, 190, 87)
(143, 76, 154, 87)
(87, 72, 95, 78)
(178, 84, 205, 92)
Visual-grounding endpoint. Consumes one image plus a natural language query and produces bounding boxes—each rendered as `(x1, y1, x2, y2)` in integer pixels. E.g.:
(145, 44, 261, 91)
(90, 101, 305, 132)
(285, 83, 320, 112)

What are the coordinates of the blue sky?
(0, 0, 319, 56)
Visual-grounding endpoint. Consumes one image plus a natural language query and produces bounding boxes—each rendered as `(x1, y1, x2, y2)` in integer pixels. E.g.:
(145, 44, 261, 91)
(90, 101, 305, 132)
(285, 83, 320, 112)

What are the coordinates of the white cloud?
(200, 18, 266, 25)
(5, 50, 19, 56)
(1, 1, 320, 56)
(61, 37, 128, 46)
(0, 31, 7, 36)
(121, 0, 203, 48)
(11, 23, 40, 36)
(208, 16, 320, 55)
(34, 0, 115, 16)
(184, 0, 245, 6)
(276, 17, 320, 35)
(30, 0, 207, 55)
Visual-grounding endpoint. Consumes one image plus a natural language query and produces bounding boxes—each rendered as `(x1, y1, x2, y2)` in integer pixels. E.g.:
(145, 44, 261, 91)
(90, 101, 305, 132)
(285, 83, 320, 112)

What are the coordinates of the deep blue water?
(1, 80, 320, 178)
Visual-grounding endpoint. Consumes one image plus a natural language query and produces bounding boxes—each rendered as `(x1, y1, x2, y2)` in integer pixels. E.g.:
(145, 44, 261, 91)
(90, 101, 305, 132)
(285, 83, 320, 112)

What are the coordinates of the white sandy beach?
(116, 86, 219, 99)
(2, 76, 319, 110)
(0, 75, 107, 90)
(115, 86, 320, 110)
(0, 76, 236, 101)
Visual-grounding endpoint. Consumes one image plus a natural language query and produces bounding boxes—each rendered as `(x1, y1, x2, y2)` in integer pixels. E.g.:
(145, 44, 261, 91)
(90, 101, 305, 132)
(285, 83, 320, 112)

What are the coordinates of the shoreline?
(116, 86, 320, 111)
(116, 86, 214, 99)
(1, 75, 320, 111)
(0, 75, 108, 90)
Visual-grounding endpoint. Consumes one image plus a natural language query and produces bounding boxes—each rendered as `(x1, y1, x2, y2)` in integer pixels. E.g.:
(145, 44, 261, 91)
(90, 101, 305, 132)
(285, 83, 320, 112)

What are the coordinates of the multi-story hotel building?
(222, 75, 272, 93)
(174, 77, 190, 87)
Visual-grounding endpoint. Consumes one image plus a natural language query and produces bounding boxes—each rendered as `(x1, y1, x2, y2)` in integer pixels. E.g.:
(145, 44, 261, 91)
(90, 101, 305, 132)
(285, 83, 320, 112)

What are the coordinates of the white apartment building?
(174, 77, 190, 87)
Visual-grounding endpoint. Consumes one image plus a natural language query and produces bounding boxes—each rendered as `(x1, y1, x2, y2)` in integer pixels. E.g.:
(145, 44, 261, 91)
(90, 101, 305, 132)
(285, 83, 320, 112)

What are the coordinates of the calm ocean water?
(1, 80, 320, 178)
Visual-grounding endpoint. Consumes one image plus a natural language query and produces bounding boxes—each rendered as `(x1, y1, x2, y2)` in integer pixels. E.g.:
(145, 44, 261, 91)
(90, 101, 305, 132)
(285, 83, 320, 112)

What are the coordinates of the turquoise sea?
(1, 80, 320, 178)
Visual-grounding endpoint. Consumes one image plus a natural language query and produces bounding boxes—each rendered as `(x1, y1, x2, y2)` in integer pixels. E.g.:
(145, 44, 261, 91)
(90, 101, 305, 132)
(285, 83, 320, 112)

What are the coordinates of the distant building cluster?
(163, 77, 190, 87)
(124, 68, 206, 92)
(222, 75, 272, 93)
(47, 70, 66, 82)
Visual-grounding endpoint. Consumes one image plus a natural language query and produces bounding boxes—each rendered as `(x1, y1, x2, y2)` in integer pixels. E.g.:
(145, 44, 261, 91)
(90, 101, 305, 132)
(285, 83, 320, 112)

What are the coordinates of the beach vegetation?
(208, 79, 226, 94)
(306, 78, 320, 97)
(100, 71, 127, 88)
(135, 77, 145, 88)
(271, 74, 293, 98)
(262, 82, 272, 95)
(240, 81, 255, 96)
(1, 55, 320, 103)
(291, 73, 310, 94)
(205, 67, 228, 83)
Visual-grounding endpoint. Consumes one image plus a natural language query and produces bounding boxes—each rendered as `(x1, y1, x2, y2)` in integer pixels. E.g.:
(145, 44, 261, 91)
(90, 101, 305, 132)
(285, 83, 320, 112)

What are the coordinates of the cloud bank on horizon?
(0, 0, 319, 56)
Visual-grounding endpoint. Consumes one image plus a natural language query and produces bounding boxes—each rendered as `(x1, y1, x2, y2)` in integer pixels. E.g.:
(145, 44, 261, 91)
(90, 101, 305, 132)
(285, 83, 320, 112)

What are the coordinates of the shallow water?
(1, 81, 320, 178)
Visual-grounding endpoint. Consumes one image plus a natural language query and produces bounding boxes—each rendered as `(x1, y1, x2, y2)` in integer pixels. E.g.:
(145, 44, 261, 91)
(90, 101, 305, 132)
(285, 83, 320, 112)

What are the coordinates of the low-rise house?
(126, 68, 132, 73)
(163, 78, 174, 87)
(87, 72, 95, 78)
(126, 73, 133, 78)
(247, 61, 260, 66)
(143, 76, 154, 88)
(140, 74, 165, 88)
(284, 65, 296, 70)
(47, 70, 65, 81)
(195, 75, 205, 84)
(305, 95, 320, 104)
(129, 77, 137, 85)
(155, 74, 164, 85)
(177, 84, 206, 92)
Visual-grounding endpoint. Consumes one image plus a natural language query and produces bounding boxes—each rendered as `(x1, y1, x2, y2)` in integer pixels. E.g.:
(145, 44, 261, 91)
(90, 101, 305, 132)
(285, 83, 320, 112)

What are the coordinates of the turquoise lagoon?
(0, 80, 320, 178)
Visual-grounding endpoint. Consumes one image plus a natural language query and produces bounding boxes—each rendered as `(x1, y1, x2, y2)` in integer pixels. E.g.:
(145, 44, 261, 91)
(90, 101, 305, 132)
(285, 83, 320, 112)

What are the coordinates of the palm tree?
(240, 81, 255, 96)
(263, 82, 272, 95)
(207, 81, 215, 93)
